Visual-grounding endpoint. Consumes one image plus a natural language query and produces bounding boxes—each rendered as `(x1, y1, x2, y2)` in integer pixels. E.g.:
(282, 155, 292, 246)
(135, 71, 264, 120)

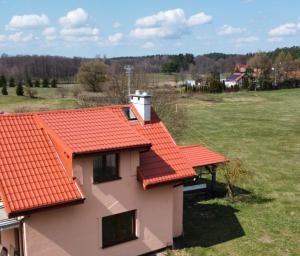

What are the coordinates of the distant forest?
(1, 46, 300, 82)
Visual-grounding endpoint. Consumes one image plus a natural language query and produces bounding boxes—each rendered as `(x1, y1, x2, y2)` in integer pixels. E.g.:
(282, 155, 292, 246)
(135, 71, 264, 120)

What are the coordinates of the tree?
(274, 51, 294, 82)
(26, 78, 33, 87)
(77, 60, 108, 92)
(217, 159, 248, 199)
(50, 78, 57, 88)
(42, 78, 49, 88)
(0, 75, 6, 87)
(16, 81, 24, 96)
(1, 83, 8, 95)
(248, 53, 272, 88)
(9, 77, 15, 87)
(34, 79, 40, 87)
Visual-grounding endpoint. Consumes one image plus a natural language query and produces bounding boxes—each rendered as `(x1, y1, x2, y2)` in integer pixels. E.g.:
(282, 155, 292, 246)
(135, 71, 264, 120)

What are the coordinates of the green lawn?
(170, 89, 300, 256)
(1, 87, 299, 255)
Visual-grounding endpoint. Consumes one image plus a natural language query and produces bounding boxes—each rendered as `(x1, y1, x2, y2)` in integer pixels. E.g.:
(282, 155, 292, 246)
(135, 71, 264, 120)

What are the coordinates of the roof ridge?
(0, 104, 130, 118)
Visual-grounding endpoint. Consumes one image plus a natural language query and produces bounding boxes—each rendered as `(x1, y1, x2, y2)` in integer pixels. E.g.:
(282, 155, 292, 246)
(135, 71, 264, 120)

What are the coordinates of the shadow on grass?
(180, 202, 245, 248)
(178, 182, 274, 248)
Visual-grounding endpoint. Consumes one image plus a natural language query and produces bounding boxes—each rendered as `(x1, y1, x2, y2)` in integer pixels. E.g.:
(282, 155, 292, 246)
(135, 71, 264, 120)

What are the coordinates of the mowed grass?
(170, 89, 300, 256)
(1, 86, 299, 255)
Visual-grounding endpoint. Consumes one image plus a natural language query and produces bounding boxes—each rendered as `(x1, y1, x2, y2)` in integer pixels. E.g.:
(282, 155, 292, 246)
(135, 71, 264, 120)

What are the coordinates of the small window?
(102, 210, 137, 248)
(123, 107, 137, 121)
(93, 154, 120, 183)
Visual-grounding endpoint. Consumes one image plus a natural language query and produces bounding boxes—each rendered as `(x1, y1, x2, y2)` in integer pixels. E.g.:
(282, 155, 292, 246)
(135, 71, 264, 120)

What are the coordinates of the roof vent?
(130, 90, 151, 122)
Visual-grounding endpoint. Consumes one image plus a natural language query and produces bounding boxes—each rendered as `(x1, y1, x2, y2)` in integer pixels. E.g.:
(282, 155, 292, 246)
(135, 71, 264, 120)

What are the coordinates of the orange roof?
(179, 145, 226, 167)
(37, 107, 151, 154)
(0, 114, 84, 217)
(0, 105, 197, 215)
(112, 106, 196, 189)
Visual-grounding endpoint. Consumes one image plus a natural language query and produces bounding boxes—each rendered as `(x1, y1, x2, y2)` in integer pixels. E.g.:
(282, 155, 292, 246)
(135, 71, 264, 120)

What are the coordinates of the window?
(102, 210, 137, 248)
(93, 154, 119, 183)
(123, 107, 137, 121)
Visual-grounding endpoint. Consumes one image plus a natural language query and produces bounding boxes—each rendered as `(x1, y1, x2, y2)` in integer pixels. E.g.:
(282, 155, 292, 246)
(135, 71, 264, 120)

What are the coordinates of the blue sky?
(0, 0, 299, 57)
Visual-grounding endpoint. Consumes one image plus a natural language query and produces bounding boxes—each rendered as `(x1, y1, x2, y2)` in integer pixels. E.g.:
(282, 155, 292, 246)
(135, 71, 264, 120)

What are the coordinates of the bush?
(51, 79, 57, 88)
(56, 87, 68, 98)
(1, 84, 8, 95)
(16, 82, 24, 96)
(8, 77, 15, 87)
(42, 78, 49, 88)
(71, 85, 82, 97)
(25, 86, 38, 98)
(34, 79, 40, 87)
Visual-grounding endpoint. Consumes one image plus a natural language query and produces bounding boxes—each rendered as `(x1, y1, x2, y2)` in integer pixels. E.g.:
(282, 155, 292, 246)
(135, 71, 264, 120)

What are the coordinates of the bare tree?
(76, 60, 108, 92)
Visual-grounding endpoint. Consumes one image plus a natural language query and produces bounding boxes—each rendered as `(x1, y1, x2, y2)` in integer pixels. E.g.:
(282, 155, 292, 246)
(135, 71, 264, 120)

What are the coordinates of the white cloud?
(59, 8, 100, 43)
(131, 8, 212, 39)
(60, 27, 99, 36)
(0, 34, 6, 42)
(7, 14, 49, 30)
(108, 33, 123, 44)
(8, 32, 33, 42)
(236, 36, 259, 43)
(217, 25, 245, 35)
(268, 37, 283, 42)
(142, 41, 156, 49)
(130, 27, 180, 39)
(186, 12, 212, 26)
(59, 8, 89, 28)
(136, 9, 185, 27)
(269, 23, 297, 37)
(42, 27, 56, 41)
(113, 22, 121, 28)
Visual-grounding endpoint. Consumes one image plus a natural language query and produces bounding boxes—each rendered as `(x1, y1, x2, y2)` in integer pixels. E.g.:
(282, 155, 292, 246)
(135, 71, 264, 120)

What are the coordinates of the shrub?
(56, 87, 68, 98)
(9, 77, 15, 87)
(16, 82, 24, 96)
(25, 86, 38, 98)
(42, 78, 49, 88)
(1, 84, 8, 95)
(71, 85, 82, 97)
(34, 79, 40, 87)
(51, 79, 57, 88)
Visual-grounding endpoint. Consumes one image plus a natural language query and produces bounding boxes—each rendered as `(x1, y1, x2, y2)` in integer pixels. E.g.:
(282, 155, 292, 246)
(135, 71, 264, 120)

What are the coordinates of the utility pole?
(124, 65, 134, 102)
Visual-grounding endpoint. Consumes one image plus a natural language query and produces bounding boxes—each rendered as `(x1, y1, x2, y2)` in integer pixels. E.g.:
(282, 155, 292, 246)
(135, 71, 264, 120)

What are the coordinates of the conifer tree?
(1, 83, 8, 95)
(16, 81, 24, 96)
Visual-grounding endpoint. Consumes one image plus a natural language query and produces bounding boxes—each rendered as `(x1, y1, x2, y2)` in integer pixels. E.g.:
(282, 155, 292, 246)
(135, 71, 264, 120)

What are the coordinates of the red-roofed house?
(0, 91, 225, 256)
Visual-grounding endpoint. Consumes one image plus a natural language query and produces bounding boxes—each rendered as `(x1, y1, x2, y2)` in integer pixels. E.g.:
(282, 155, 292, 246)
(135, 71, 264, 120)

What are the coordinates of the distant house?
(0, 90, 226, 256)
(225, 64, 249, 88)
(235, 64, 249, 73)
(184, 79, 196, 88)
(225, 72, 246, 88)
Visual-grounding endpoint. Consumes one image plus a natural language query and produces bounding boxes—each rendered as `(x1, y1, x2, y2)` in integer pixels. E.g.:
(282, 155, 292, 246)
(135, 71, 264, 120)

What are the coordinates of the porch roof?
(178, 145, 226, 168)
(0, 205, 20, 231)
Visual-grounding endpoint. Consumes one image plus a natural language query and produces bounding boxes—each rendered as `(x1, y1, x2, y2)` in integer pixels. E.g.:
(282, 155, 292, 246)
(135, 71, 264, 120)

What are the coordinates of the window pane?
(93, 156, 104, 182)
(102, 210, 136, 248)
(93, 154, 118, 183)
(106, 154, 117, 177)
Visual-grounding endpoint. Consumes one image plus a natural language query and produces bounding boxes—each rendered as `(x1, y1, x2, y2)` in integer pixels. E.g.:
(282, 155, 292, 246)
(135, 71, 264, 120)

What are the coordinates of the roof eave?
(7, 198, 85, 218)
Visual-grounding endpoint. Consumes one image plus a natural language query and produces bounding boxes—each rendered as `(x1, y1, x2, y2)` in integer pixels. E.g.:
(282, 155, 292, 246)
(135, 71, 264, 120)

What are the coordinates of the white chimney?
(130, 90, 152, 122)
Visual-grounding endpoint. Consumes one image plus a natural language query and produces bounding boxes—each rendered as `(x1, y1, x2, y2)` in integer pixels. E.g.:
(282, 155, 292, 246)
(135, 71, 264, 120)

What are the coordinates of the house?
(225, 72, 246, 88)
(184, 80, 196, 88)
(0, 90, 225, 256)
(235, 64, 249, 73)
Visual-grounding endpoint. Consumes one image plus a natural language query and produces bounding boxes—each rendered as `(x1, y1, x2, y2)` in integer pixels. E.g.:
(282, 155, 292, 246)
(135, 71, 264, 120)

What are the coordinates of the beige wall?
(173, 185, 183, 238)
(1, 229, 16, 254)
(23, 150, 178, 256)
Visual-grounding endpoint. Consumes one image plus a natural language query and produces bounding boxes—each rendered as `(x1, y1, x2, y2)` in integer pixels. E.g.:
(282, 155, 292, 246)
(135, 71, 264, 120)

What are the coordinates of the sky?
(0, 0, 299, 57)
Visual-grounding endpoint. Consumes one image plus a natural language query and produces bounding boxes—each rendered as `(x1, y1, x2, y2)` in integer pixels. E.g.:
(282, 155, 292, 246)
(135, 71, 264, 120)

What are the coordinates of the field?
(1, 87, 299, 256)
(173, 89, 300, 256)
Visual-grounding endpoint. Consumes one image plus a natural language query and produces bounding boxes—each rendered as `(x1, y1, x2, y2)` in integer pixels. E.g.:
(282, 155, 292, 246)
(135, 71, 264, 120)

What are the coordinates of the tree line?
(1, 46, 300, 82)
(0, 76, 57, 96)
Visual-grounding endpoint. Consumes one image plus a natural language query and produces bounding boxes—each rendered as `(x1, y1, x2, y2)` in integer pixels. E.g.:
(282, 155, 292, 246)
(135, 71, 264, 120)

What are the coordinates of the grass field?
(0, 88, 299, 255)
(172, 89, 300, 256)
